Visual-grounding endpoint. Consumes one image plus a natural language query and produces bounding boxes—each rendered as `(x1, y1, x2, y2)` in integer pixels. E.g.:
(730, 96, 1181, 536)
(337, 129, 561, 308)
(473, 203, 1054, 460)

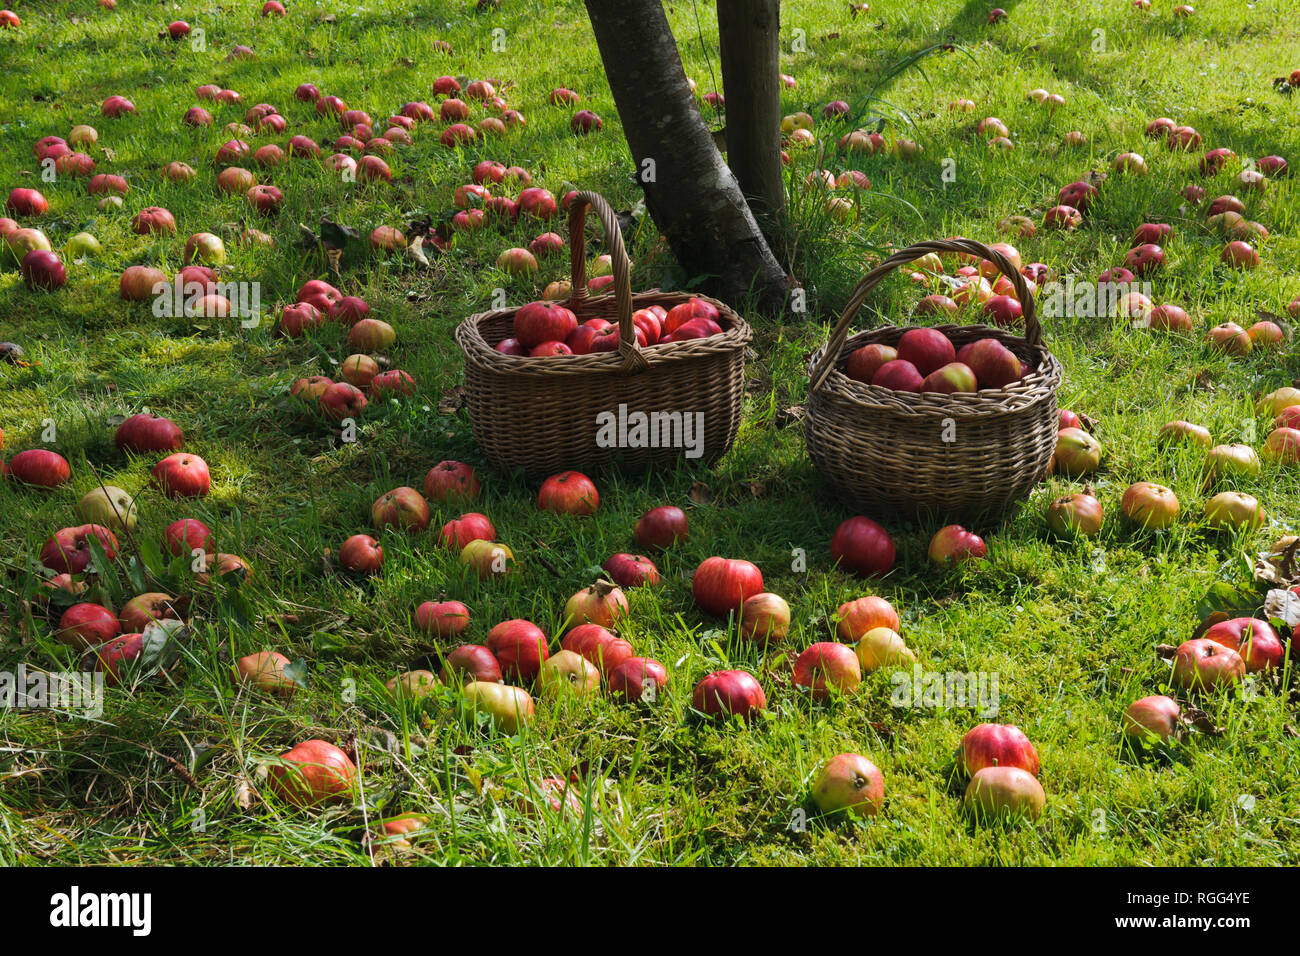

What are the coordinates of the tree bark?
(716, 0, 785, 242)
(583, 0, 789, 314)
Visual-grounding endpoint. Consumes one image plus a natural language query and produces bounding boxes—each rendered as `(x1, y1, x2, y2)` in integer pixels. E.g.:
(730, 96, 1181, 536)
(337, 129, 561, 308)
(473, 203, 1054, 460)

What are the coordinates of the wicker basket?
(454, 191, 752, 476)
(804, 237, 1063, 518)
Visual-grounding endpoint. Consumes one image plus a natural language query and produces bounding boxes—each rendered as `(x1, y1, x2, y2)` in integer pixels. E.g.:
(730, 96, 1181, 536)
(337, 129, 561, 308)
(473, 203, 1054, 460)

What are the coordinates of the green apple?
(65, 232, 102, 257)
(76, 485, 137, 532)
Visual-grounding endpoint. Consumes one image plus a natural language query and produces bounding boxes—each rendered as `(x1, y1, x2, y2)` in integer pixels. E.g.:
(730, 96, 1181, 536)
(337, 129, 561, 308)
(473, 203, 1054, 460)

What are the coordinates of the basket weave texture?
(804, 237, 1063, 518)
(454, 191, 752, 475)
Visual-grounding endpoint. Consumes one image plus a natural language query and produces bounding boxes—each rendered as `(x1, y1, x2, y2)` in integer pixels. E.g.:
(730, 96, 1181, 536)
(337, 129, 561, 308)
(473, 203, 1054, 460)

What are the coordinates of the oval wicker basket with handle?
(804, 237, 1063, 518)
(454, 190, 752, 476)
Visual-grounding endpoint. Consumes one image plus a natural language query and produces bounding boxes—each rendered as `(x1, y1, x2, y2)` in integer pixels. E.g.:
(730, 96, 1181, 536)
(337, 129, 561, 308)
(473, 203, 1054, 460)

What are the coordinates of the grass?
(1, 0, 1299, 865)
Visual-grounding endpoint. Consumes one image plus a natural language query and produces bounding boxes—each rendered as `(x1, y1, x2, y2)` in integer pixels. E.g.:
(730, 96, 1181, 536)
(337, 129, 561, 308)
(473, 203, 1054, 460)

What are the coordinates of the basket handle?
(567, 190, 648, 373)
(808, 237, 1040, 394)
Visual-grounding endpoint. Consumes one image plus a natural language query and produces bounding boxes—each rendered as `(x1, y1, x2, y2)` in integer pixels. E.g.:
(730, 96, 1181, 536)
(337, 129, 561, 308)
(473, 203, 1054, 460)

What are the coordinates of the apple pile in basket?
(844, 326, 1027, 394)
(495, 297, 723, 357)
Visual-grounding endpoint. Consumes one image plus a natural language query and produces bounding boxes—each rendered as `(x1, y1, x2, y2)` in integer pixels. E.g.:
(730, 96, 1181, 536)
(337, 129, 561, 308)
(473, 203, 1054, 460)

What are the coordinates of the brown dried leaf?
(689, 481, 713, 505)
(1182, 706, 1225, 736)
(1154, 643, 1180, 659)
(437, 385, 467, 415)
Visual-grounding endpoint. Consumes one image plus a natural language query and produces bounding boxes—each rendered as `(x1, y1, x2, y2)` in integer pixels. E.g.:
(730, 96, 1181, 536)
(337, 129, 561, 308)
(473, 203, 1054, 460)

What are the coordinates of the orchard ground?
(2, 0, 1300, 865)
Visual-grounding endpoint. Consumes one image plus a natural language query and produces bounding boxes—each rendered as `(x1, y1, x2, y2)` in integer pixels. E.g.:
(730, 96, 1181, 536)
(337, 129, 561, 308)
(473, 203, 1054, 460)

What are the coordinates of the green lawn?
(1, 0, 1299, 865)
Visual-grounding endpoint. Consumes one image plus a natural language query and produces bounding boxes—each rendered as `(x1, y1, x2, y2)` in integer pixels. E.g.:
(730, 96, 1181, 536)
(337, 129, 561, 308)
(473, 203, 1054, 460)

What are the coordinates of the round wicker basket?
(454, 191, 752, 476)
(804, 237, 1063, 518)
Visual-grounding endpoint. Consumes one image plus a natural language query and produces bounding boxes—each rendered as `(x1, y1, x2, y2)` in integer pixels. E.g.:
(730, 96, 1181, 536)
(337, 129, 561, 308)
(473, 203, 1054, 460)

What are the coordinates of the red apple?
(1201, 618, 1284, 672)
(692, 669, 765, 720)
(487, 619, 549, 682)
(116, 413, 183, 453)
(962, 723, 1039, 776)
(164, 518, 212, 556)
(338, 534, 383, 573)
(692, 557, 764, 616)
(41, 524, 119, 574)
(793, 643, 862, 699)
(601, 552, 661, 588)
(811, 753, 884, 818)
(441, 645, 501, 684)
(537, 470, 598, 515)
(608, 657, 668, 702)
(9, 449, 71, 488)
(958, 338, 1022, 388)
(1045, 492, 1103, 537)
(1171, 637, 1245, 690)
(57, 603, 120, 649)
(150, 453, 210, 498)
(20, 250, 65, 290)
(895, 327, 955, 376)
(1054, 427, 1101, 475)
(634, 505, 688, 550)
(836, 596, 900, 641)
(830, 516, 895, 577)
(268, 739, 356, 807)
(844, 343, 897, 384)
(1120, 482, 1180, 529)
(561, 624, 635, 676)
(871, 359, 924, 392)
(965, 766, 1044, 821)
(371, 486, 430, 533)
(440, 512, 495, 551)
(414, 600, 470, 639)
(1123, 695, 1181, 741)
(514, 301, 578, 348)
(928, 525, 987, 565)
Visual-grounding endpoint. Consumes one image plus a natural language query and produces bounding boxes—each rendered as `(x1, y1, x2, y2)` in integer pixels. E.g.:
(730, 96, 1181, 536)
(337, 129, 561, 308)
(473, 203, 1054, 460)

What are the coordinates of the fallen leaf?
(689, 481, 712, 504)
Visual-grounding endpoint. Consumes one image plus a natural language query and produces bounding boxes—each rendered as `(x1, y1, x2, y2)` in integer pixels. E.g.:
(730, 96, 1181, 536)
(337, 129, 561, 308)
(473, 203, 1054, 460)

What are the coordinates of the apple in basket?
(895, 328, 955, 376)
(513, 300, 577, 349)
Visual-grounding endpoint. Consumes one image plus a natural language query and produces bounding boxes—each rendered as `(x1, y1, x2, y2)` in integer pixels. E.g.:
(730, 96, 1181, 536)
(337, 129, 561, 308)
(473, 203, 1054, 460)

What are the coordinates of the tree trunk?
(716, 0, 785, 242)
(583, 0, 789, 314)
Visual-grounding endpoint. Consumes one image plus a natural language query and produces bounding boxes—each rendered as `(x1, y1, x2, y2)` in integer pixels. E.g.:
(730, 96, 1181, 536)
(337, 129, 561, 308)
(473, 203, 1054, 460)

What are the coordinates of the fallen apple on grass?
(1045, 492, 1103, 538)
(1206, 443, 1260, 480)
(1123, 695, 1181, 742)
(692, 669, 766, 721)
(385, 670, 439, 702)
(164, 518, 212, 557)
(1159, 420, 1212, 447)
(440, 512, 495, 550)
(1201, 617, 1284, 672)
(267, 740, 356, 807)
(961, 723, 1039, 776)
(831, 516, 896, 578)
(487, 619, 549, 682)
(1171, 637, 1245, 690)
(57, 603, 121, 649)
(928, 525, 987, 565)
(538, 470, 598, 515)
(442, 645, 502, 685)
(793, 643, 862, 699)
(538, 649, 600, 698)
(371, 486, 431, 533)
(76, 485, 137, 532)
(116, 413, 183, 453)
(608, 656, 668, 702)
(1120, 482, 1180, 529)
(965, 766, 1045, 822)
(460, 540, 513, 579)
(601, 553, 660, 588)
(151, 453, 210, 498)
(836, 596, 899, 642)
(811, 753, 884, 819)
(854, 627, 915, 672)
(233, 652, 297, 697)
(564, 580, 629, 628)
(461, 681, 534, 734)
(10, 449, 71, 488)
(338, 533, 383, 573)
